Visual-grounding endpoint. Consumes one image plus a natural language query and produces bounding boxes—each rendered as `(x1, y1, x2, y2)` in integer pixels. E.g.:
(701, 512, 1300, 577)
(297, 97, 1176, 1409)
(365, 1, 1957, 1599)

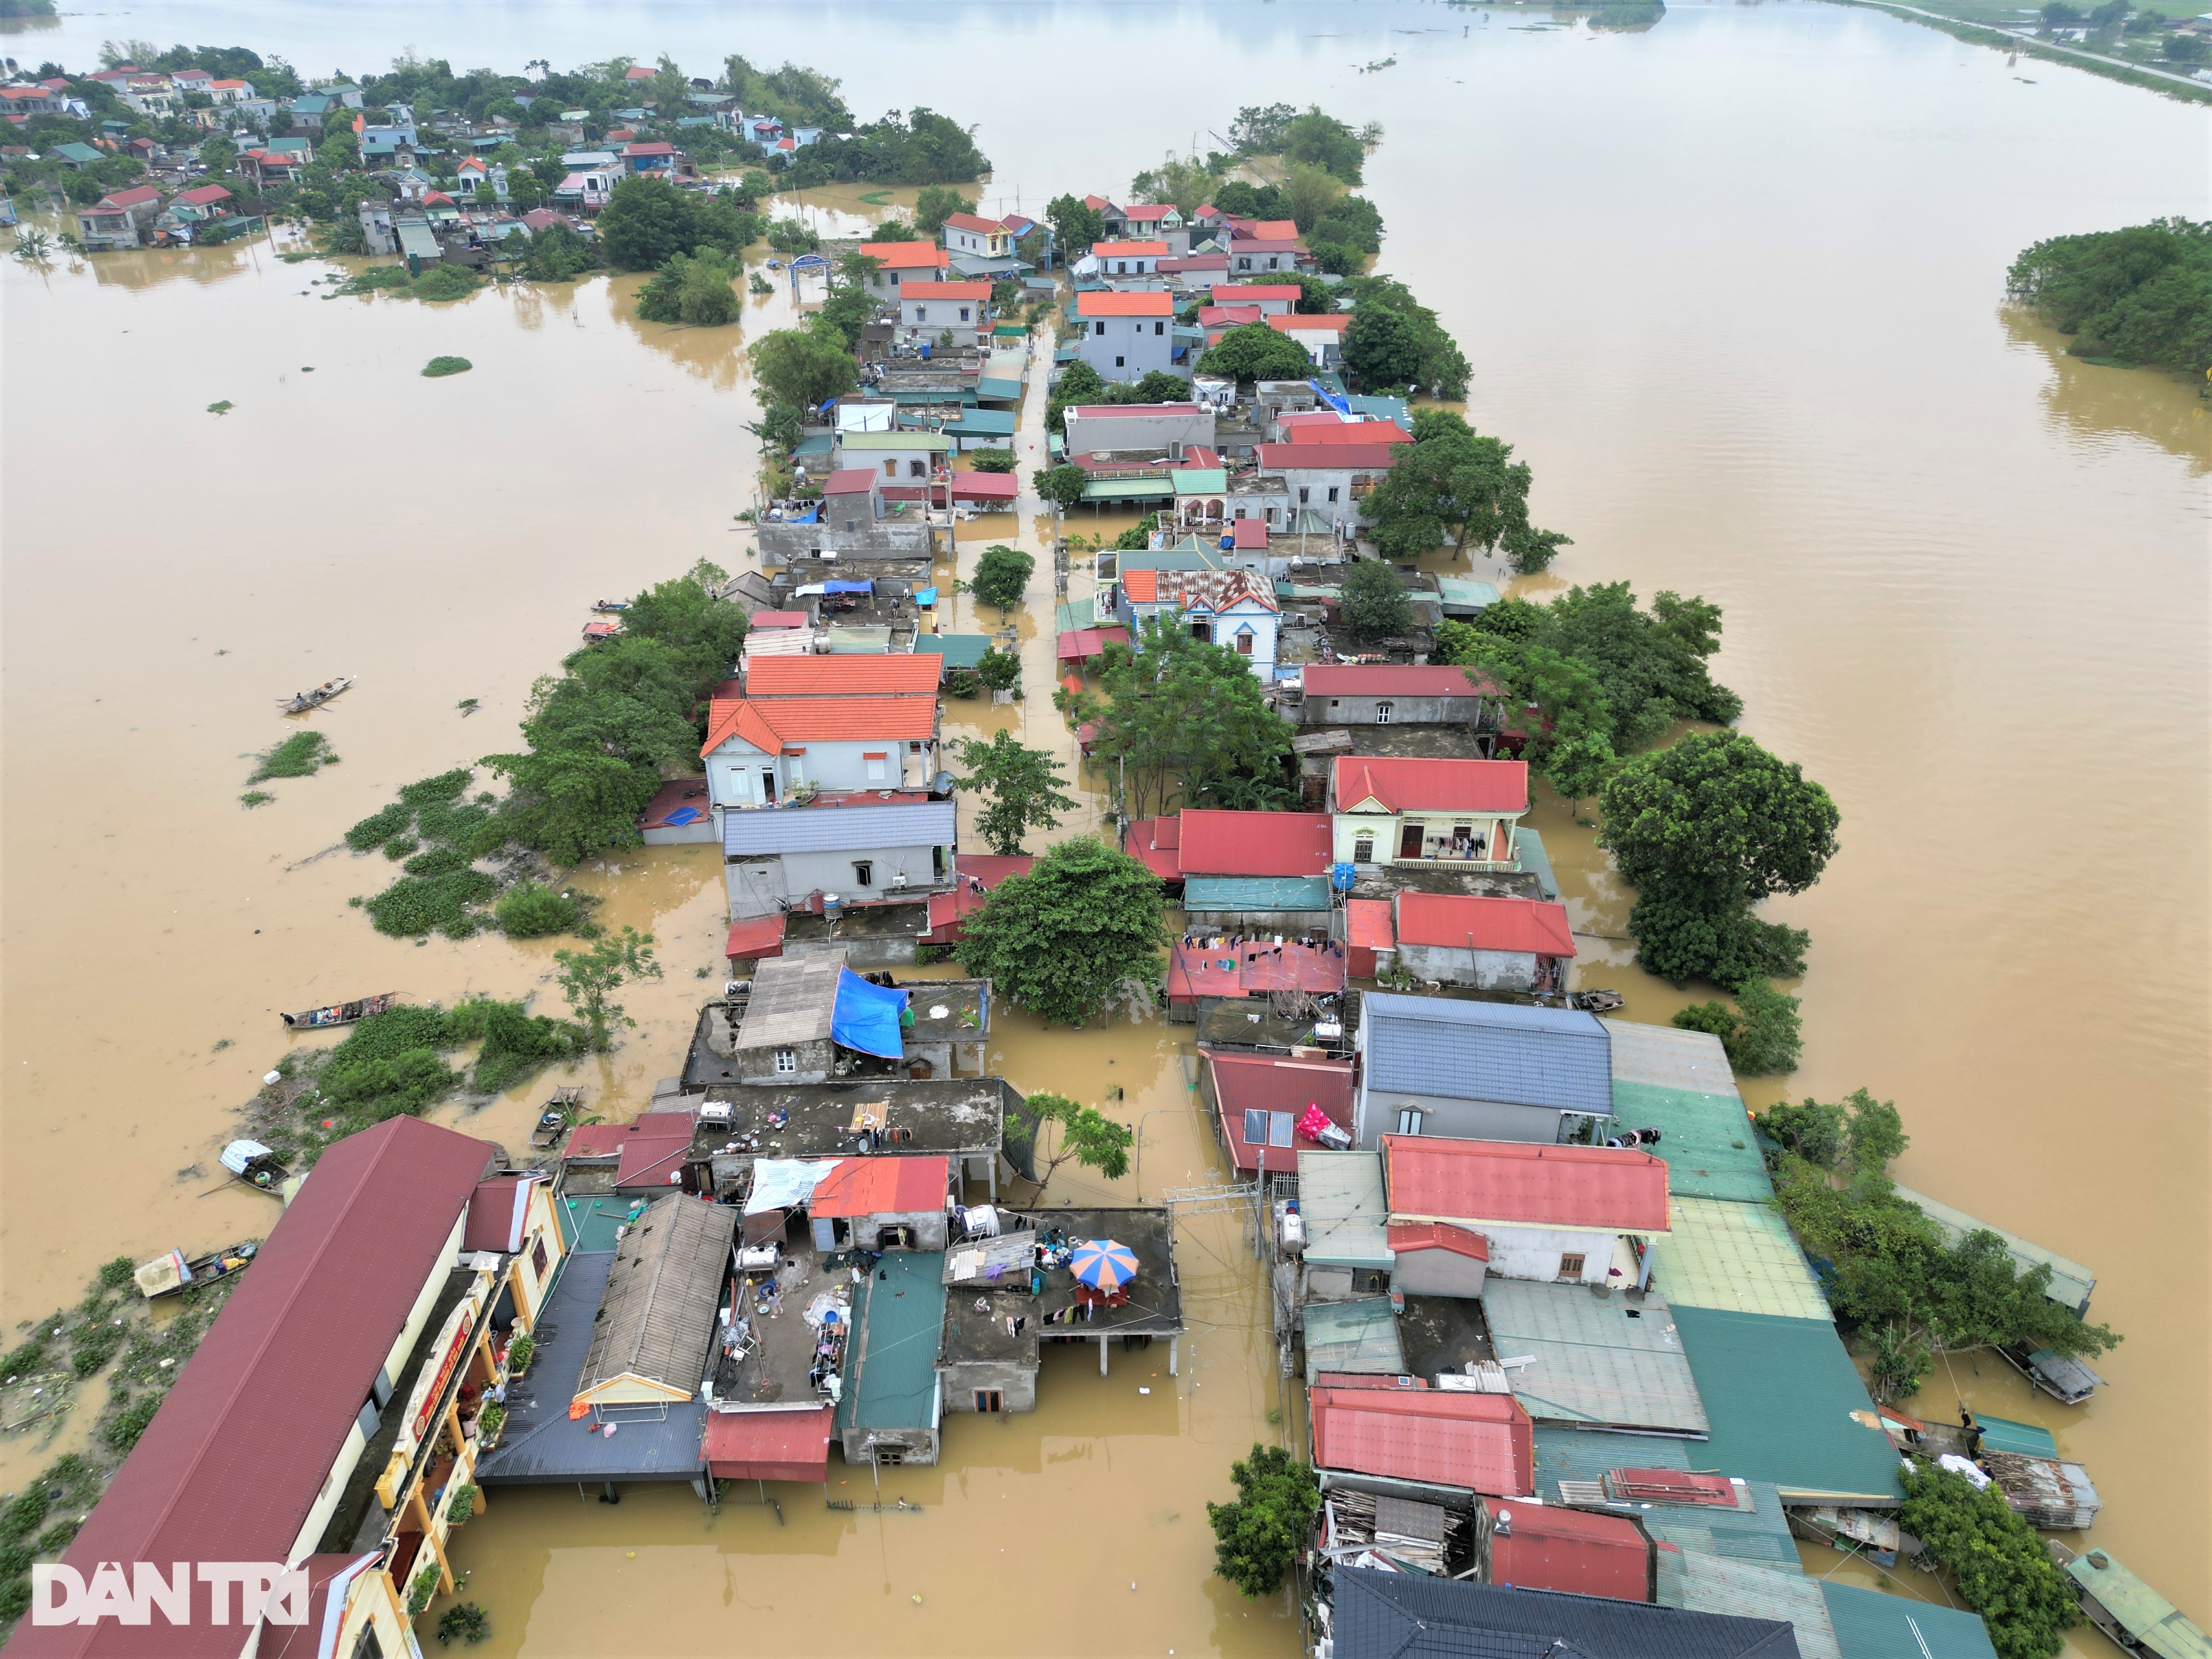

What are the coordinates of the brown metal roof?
(575, 1194, 737, 1401)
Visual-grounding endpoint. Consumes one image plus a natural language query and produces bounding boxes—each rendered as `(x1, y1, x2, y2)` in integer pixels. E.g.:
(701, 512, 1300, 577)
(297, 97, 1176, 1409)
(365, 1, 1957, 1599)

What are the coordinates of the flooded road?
(5, 0, 2208, 1648)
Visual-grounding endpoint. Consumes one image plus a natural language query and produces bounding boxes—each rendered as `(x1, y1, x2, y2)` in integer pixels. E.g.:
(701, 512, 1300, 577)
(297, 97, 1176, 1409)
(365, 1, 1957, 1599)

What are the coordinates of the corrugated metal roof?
(1606, 1018, 1743, 1095)
(1968, 1413, 2058, 1459)
(1486, 1498, 1651, 1601)
(721, 801, 956, 855)
(1184, 876, 1334, 911)
(1668, 1307, 1899, 1504)
(1302, 1296, 1404, 1384)
(837, 1249, 947, 1433)
(1364, 993, 1613, 1116)
(808, 1155, 950, 1219)
(1384, 1137, 1669, 1233)
(1333, 755, 1527, 814)
(1611, 1080, 1772, 1204)
(745, 654, 944, 696)
(1516, 824, 1561, 900)
(1297, 1150, 1393, 1267)
(1638, 1480, 1802, 1572)
(735, 953, 841, 1047)
(2057, 1551, 2211, 1659)
(1657, 1549, 1842, 1659)
(576, 1194, 738, 1400)
(1394, 892, 1576, 957)
(1819, 1582, 2000, 1659)
(1312, 1386, 1533, 1497)
(1481, 1279, 1709, 1434)
(1179, 808, 1333, 876)
(1654, 1197, 1831, 1322)
(1536, 1423, 1692, 1491)
(1331, 1570, 1805, 1659)
(916, 633, 992, 669)
(1302, 663, 1495, 698)
(1891, 1185, 2095, 1314)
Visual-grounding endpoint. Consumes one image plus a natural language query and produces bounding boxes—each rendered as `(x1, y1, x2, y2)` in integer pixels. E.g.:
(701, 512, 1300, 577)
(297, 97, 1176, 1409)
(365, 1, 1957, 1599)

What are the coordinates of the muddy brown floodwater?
(5, 1, 2209, 1651)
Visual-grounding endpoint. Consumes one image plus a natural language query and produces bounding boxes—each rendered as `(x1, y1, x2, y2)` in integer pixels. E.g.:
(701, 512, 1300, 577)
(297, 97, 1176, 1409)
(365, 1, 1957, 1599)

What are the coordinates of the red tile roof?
(1250, 219, 1299, 240)
(859, 241, 950, 270)
(1121, 203, 1175, 221)
(748, 610, 809, 629)
(1254, 442, 1408, 471)
(725, 913, 787, 960)
(701, 694, 937, 757)
(1288, 419, 1410, 443)
(1232, 517, 1269, 549)
(1393, 893, 1576, 958)
(1198, 304, 1264, 331)
(1310, 1385, 1534, 1497)
(943, 211, 1006, 235)
(1092, 239, 1169, 257)
(1302, 663, 1499, 698)
(1333, 755, 1528, 815)
(96, 184, 161, 209)
(822, 467, 877, 495)
(1269, 312, 1350, 334)
(949, 472, 1018, 501)
(16, 1119, 494, 1658)
(612, 1111, 698, 1191)
(1211, 284, 1300, 303)
(1485, 1498, 1651, 1601)
(176, 183, 233, 206)
(1077, 289, 1173, 317)
(897, 279, 992, 301)
(1124, 816, 1182, 880)
(1056, 625, 1131, 662)
(1382, 1137, 1672, 1233)
(1205, 1051, 1355, 1175)
(744, 654, 943, 697)
(623, 140, 676, 156)
(1082, 194, 1114, 212)
(1387, 1221, 1491, 1262)
(1178, 808, 1332, 877)
(703, 1402, 834, 1481)
(806, 1154, 950, 1218)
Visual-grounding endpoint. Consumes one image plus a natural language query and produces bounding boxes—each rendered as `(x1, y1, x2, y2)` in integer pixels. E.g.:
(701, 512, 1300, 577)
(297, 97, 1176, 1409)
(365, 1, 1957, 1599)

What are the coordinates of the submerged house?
(1365, 890, 1578, 996)
(569, 1193, 738, 1415)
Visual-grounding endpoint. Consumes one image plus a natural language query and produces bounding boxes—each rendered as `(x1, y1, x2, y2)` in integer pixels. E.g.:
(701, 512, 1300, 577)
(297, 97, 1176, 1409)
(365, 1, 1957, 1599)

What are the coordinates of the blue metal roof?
(1182, 876, 1333, 912)
(1362, 993, 1612, 1116)
(722, 802, 955, 856)
(1333, 1570, 1803, 1659)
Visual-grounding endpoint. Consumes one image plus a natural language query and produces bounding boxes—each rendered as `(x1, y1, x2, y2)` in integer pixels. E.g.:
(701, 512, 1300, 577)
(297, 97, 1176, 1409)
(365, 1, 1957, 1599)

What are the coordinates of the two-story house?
(1354, 994, 1616, 1148)
(1119, 201, 1187, 253)
(1075, 289, 1179, 383)
(1267, 311, 1352, 369)
(1383, 1134, 1668, 1287)
(897, 279, 992, 342)
(453, 156, 508, 200)
(856, 239, 951, 300)
(75, 184, 165, 251)
(622, 139, 680, 174)
(1211, 283, 1300, 317)
(701, 692, 940, 807)
(943, 211, 1014, 259)
(833, 428, 953, 488)
(1330, 754, 1530, 870)
(1119, 567, 1280, 681)
(1088, 239, 1169, 281)
(1253, 440, 1409, 532)
(1062, 401, 1215, 459)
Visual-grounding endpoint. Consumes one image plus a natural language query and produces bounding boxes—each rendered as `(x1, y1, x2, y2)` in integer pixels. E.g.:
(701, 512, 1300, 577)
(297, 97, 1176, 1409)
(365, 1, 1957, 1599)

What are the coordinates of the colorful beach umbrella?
(1069, 1239, 1140, 1292)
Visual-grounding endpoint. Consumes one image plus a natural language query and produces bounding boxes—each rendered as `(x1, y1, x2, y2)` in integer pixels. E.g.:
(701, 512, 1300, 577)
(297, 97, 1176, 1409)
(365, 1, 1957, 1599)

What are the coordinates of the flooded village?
(1, 13, 2208, 1659)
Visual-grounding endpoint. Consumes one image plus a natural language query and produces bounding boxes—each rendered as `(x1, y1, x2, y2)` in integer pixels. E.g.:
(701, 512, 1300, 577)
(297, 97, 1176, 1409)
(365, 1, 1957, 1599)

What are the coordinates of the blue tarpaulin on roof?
(1310, 379, 1352, 416)
(823, 580, 874, 595)
(916, 586, 939, 606)
(785, 506, 819, 523)
(665, 806, 702, 826)
(832, 968, 909, 1059)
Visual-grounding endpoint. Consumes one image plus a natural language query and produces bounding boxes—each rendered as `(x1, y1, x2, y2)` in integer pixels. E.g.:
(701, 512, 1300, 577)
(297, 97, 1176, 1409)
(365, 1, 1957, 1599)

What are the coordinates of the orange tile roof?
(744, 655, 943, 697)
(1077, 290, 1173, 318)
(859, 241, 950, 269)
(701, 696, 937, 757)
(1211, 284, 1301, 302)
(1269, 312, 1350, 334)
(897, 280, 992, 301)
(1092, 239, 1169, 257)
(943, 211, 1006, 235)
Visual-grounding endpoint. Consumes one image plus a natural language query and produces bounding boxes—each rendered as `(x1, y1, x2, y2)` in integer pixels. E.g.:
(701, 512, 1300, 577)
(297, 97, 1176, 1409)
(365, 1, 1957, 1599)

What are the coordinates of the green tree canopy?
(953, 731, 1077, 855)
(1339, 558, 1414, 640)
(1011, 1091, 1133, 1194)
(1033, 464, 1088, 510)
(1045, 191, 1103, 255)
(2006, 217, 2212, 374)
(1207, 1444, 1322, 1599)
(913, 183, 977, 236)
(1898, 1468, 2079, 1659)
(748, 325, 857, 410)
(1363, 428, 1570, 575)
(634, 246, 740, 326)
(969, 543, 1035, 614)
(554, 927, 662, 1047)
(1280, 107, 1368, 183)
(1338, 274, 1467, 398)
(954, 837, 1169, 1025)
(1195, 322, 1316, 383)
(717, 54, 853, 127)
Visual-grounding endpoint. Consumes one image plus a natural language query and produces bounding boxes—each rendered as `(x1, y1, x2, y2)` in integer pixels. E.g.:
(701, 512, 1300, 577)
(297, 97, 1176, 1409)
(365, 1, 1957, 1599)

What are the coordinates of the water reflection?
(2002, 304, 2212, 472)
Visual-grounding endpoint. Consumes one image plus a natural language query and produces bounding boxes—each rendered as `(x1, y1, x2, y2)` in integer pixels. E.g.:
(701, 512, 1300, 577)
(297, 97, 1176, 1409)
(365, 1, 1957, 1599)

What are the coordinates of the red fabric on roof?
(1310, 1385, 1533, 1498)
(461, 1173, 538, 1254)
(949, 472, 1018, 501)
(1301, 663, 1500, 698)
(748, 610, 809, 630)
(822, 468, 877, 495)
(725, 914, 787, 960)
(13, 1119, 493, 1659)
(1346, 898, 1395, 950)
(703, 1404, 834, 1481)
(613, 1111, 697, 1192)
(1387, 1221, 1491, 1262)
(1124, 817, 1182, 880)
(1394, 893, 1576, 958)
(1485, 1498, 1651, 1601)
(807, 1154, 950, 1218)
(1077, 290, 1173, 317)
(859, 242, 950, 270)
(1057, 625, 1130, 662)
(1206, 1051, 1355, 1175)
(1382, 1137, 1671, 1233)
(1167, 939, 1348, 1003)
(1332, 755, 1528, 814)
(744, 655, 943, 697)
(1178, 809, 1331, 877)
(1254, 442, 1408, 471)
(1232, 518, 1269, 549)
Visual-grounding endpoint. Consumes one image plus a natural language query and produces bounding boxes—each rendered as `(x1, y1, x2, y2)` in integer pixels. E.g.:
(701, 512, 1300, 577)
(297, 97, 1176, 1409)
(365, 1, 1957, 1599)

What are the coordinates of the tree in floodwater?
(1011, 1091, 1133, 1195)
(952, 731, 1077, 856)
(954, 837, 1167, 1025)
(1207, 1444, 1322, 1599)
(554, 927, 662, 1047)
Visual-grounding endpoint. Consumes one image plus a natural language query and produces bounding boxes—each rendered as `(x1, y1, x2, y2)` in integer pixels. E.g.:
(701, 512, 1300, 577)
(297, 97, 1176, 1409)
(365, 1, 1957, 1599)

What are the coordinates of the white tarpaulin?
(744, 1158, 841, 1215)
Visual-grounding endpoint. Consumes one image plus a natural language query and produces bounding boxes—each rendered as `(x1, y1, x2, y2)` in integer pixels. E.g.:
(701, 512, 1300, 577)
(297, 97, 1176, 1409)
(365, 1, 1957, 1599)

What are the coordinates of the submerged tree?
(1012, 1091, 1135, 1195)
(953, 731, 1077, 856)
(554, 927, 662, 1047)
(1207, 1444, 1322, 1599)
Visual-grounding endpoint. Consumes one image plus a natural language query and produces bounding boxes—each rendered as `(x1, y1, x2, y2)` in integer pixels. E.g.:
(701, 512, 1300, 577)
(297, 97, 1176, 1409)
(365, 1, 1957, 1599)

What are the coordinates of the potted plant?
(476, 1402, 505, 1447)
(445, 1485, 478, 1526)
(504, 1334, 534, 1378)
(407, 1561, 440, 1616)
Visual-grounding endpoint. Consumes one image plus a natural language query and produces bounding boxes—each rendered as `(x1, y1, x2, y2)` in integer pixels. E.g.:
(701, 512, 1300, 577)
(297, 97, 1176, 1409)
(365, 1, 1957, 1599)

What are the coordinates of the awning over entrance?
(703, 1405, 834, 1482)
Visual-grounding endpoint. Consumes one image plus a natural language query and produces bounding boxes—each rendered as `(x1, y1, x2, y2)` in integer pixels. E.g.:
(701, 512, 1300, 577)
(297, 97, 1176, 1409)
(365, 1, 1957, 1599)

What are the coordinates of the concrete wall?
(1482, 1225, 1618, 1286)
(726, 845, 947, 916)
(1331, 812, 1519, 867)
(1390, 1248, 1486, 1300)
(840, 1401, 941, 1466)
(1395, 942, 1543, 994)
(1283, 466, 1378, 530)
(1302, 693, 1485, 727)
(1077, 314, 1179, 383)
(735, 1034, 835, 1087)
(1352, 1085, 1567, 1150)
(940, 1358, 1038, 1414)
(1300, 1263, 1393, 1302)
(710, 737, 929, 806)
(1186, 908, 1332, 934)
(852, 1207, 950, 1252)
(759, 518, 934, 565)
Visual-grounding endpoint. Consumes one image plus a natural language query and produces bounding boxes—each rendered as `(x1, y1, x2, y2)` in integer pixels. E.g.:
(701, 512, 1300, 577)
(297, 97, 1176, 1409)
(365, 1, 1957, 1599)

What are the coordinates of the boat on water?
(2001, 1341, 2106, 1406)
(582, 619, 623, 645)
(280, 991, 398, 1030)
(530, 1085, 584, 1148)
(133, 1241, 258, 1300)
(279, 676, 354, 714)
(2049, 1542, 2212, 1659)
(1569, 989, 1625, 1013)
(221, 1139, 292, 1199)
(591, 598, 630, 613)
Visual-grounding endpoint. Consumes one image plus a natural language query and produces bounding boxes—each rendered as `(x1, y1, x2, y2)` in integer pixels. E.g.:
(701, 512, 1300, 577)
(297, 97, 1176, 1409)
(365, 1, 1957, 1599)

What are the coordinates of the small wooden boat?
(582, 619, 623, 645)
(221, 1139, 292, 1199)
(2001, 1341, 2104, 1405)
(133, 1241, 258, 1300)
(530, 1086, 584, 1148)
(1570, 989, 1626, 1013)
(2050, 1542, 2212, 1659)
(280, 991, 397, 1030)
(591, 599, 630, 613)
(279, 676, 354, 714)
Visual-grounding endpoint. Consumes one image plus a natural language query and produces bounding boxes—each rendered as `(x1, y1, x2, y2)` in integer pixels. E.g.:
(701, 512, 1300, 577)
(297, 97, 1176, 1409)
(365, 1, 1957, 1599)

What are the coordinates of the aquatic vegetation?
(422, 355, 474, 377)
(248, 729, 337, 783)
(206, 400, 234, 415)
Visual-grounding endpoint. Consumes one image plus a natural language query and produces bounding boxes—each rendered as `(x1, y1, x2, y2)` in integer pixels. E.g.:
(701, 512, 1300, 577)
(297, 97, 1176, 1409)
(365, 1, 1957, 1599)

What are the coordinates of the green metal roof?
(916, 633, 993, 669)
(1514, 825, 1561, 902)
(2061, 1550, 2212, 1659)
(1301, 1296, 1404, 1385)
(1669, 1307, 1899, 1504)
(1081, 479, 1175, 501)
(1656, 1548, 1842, 1659)
(836, 1249, 947, 1435)
(1654, 1196, 1831, 1322)
(885, 388, 976, 405)
(1606, 1018, 1746, 1097)
(1819, 1583, 2000, 1659)
(1607, 1081, 1771, 1203)
(1533, 1425, 1690, 1492)
(1968, 1413, 2058, 1459)
(1297, 1150, 1392, 1268)
(1637, 1480, 1802, 1573)
(1892, 1185, 2094, 1314)
(1183, 876, 1333, 912)
(794, 433, 835, 458)
(1436, 577, 1501, 611)
(975, 375, 1024, 402)
(945, 409, 1016, 436)
(1481, 1280, 1708, 1434)
(1173, 469, 1229, 495)
(1054, 598, 1097, 633)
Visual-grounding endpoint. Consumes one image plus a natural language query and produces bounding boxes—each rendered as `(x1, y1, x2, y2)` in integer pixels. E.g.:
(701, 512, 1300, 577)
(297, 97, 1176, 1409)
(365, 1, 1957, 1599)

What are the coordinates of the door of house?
(1398, 822, 1424, 859)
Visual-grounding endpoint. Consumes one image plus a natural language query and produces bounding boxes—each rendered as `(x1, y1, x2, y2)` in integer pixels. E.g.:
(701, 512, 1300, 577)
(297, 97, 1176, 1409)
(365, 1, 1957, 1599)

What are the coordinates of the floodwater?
(4, 0, 2208, 1650)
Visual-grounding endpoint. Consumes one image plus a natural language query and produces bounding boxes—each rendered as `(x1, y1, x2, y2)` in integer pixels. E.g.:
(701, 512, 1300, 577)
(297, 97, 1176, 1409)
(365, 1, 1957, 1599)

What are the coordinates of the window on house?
(1353, 833, 1374, 862)
(1298, 487, 1311, 504)
(1235, 632, 1253, 656)
(1396, 1107, 1425, 1136)
(1115, 356, 1125, 368)
(1094, 321, 1106, 337)
(853, 860, 874, 887)
(1327, 486, 1341, 504)
(531, 1237, 549, 1278)
(909, 459, 927, 477)
(866, 753, 888, 781)
(876, 1448, 905, 1467)
(1154, 320, 1164, 335)
(960, 307, 971, 321)
(1558, 1254, 1587, 1280)
(883, 460, 898, 478)
(916, 306, 929, 321)
(1376, 702, 1393, 724)
(974, 1389, 1004, 1413)
(775, 1048, 797, 1074)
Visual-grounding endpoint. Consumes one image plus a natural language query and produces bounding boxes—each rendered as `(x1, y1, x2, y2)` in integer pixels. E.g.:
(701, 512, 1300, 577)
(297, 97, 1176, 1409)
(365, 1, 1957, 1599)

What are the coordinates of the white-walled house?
(896, 280, 992, 342)
(1382, 1135, 1669, 1288)
(1090, 239, 1168, 280)
(943, 212, 1015, 259)
(1330, 755, 1530, 870)
(1117, 567, 1280, 681)
(722, 800, 957, 917)
(1352, 994, 1615, 1149)
(702, 694, 939, 808)
(856, 239, 951, 299)
(1074, 289, 1178, 383)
